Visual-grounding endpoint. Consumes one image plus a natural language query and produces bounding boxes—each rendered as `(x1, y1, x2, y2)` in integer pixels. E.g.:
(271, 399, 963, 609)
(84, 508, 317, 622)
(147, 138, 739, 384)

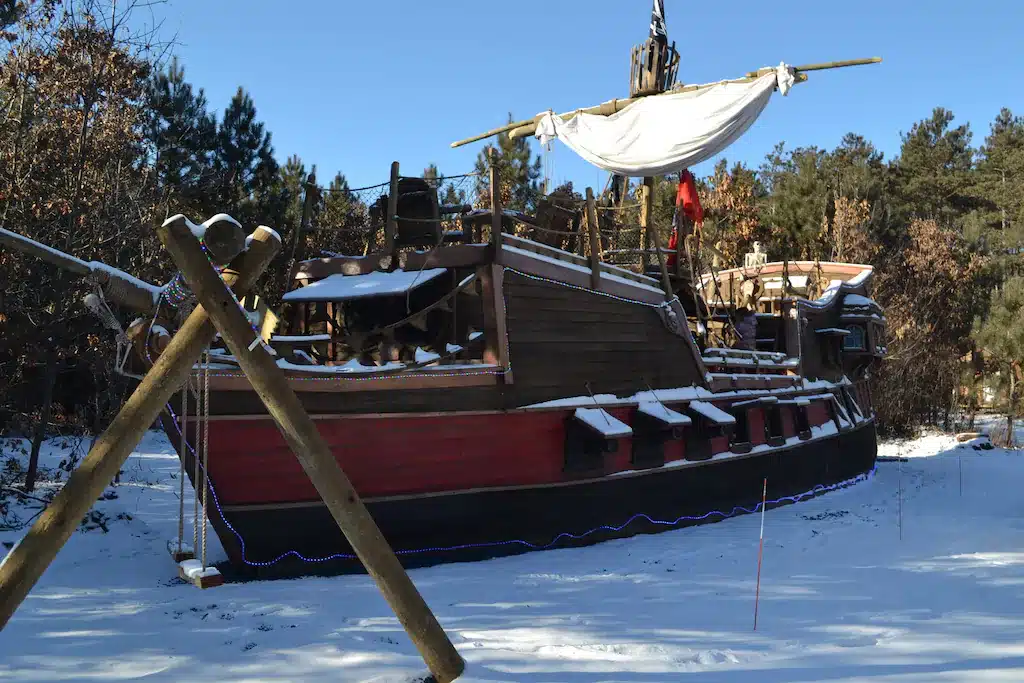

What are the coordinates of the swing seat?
(178, 559, 224, 589)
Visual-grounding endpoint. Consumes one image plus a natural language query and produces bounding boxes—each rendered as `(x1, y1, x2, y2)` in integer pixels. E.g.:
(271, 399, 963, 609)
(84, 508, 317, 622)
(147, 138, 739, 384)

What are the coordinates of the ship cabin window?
(843, 324, 866, 351)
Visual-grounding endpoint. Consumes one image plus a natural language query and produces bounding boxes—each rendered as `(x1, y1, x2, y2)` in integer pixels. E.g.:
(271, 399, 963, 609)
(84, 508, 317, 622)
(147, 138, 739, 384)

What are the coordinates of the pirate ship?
(0, 3, 885, 579)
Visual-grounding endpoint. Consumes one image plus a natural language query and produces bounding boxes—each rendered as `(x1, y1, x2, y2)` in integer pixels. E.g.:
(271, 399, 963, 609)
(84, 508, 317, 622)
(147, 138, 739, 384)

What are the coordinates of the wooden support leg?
(0, 226, 281, 630)
(156, 218, 465, 683)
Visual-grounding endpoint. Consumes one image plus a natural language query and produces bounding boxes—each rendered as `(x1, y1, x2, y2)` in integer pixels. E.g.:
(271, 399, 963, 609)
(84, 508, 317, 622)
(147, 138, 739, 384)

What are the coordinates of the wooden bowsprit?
(155, 217, 466, 682)
(0, 223, 281, 629)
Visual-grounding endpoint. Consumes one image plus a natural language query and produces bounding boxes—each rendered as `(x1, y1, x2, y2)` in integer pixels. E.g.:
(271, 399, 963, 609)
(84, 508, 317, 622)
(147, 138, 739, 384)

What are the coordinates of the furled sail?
(534, 63, 796, 177)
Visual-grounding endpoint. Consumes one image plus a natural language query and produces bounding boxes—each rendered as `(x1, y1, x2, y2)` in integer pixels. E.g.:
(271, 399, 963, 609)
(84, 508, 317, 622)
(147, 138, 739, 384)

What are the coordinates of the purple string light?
(164, 403, 875, 568)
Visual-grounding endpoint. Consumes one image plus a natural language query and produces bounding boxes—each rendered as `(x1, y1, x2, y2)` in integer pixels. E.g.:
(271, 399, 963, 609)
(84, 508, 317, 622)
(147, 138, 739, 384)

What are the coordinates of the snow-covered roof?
(574, 408, 632, 438)
(282, 268, 447, 302)
(688, 400, 736, 425)
(637, 401, 692, 426)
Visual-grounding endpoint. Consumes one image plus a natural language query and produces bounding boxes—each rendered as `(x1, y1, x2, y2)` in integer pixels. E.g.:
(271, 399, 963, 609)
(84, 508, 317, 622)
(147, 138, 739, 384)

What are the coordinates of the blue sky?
(152, 0, 1023, 193)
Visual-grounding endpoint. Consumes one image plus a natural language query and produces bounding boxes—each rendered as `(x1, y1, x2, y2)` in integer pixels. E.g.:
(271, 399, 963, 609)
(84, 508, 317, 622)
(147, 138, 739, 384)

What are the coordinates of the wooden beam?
(639, 180, 653, 273)
(643, 178, 675, 302)
(384, 161, 400, 260)
(156, 218, 465, 683)
(489, 150, 502, 259)
(584, 187, 602, 290)
(0, 223, 281, 631)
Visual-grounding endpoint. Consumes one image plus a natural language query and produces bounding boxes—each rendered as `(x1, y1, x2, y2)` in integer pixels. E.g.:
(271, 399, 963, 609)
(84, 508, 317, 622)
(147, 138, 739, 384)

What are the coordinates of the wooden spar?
(644, 181, 675, 302)
(584, 187, 602, 290)
(0, 225, 280, 631)
(451, 57, 881, 148)
(384, 161, 400, 259)
(489, 149, 502, 258)
(155, 219, 466, 682)
(0, 226, 160, 314)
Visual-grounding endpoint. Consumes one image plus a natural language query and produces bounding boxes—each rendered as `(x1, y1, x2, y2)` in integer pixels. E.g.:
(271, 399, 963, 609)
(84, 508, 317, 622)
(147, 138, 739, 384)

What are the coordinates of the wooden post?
(286, 171, 317, 284)
(384, 161, 400, 263)
(156, 220, 465, 683)
(640, 177, 674, 301)
(0, 225, 281, 631)
(489, 149, 502, 258)
(585, 187, 602, 290)
(640, 178, 653, 273)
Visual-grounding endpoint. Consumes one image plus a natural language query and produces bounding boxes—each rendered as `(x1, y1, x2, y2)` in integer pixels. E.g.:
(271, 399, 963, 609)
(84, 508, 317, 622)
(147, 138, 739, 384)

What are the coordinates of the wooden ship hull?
(160, 224, 887, 578)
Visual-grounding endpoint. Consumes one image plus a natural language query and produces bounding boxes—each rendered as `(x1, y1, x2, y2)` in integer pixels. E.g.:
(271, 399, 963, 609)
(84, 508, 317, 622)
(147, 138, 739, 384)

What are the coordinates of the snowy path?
(1, 431, 1023, 682)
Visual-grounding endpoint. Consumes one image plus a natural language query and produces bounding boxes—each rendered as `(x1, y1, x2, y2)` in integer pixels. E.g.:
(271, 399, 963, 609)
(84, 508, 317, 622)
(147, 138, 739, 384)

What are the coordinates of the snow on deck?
(282, 268, 447, 302)
(3, 430, 1024, 682)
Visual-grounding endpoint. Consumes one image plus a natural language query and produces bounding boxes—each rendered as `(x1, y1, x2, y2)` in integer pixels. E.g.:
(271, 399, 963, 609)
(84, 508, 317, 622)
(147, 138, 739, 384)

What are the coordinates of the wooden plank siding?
(500, 270, 705, 407)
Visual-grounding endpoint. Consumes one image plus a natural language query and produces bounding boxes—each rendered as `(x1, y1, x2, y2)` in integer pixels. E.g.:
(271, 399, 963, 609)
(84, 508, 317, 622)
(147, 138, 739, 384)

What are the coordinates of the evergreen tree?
(213, 87, 282, 226)
(972, 276, 1024, 445)
(279, 153, 307, 231)
(145, 56, 217, 217)
(760, 145, 829, 259)
(975, 108, 1024, 260)
(472, 115, 542, 213)
(893, 108, 975, 223)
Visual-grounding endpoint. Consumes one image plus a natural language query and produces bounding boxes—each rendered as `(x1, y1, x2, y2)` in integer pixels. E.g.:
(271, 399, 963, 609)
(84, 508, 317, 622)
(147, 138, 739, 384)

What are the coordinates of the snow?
(282, 268, 448, 302)
(843, 293, 878, 307)
(815, 327, 851, 335)
(271, 334, 332, 342)
(689, 400, 737, 425)
(253, 224, 280, 243)
(637, 401, 691, 426)
(0, 226, 90, 270)
(87, 261, 164, 304)
(573, 407, 632, 438)
(2, 431, 1023, 680)
(178, 559, 220, 579)
(2, 431, 1024, 680)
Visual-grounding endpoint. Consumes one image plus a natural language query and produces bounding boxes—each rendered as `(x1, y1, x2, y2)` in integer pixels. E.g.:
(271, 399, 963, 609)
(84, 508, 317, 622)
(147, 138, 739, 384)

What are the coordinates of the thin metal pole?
(754, 478, 767, 631)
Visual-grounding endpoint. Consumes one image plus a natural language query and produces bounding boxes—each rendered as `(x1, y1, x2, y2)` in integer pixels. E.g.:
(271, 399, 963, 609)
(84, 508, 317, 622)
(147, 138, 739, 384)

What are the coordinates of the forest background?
(2, 0, 1022, 476)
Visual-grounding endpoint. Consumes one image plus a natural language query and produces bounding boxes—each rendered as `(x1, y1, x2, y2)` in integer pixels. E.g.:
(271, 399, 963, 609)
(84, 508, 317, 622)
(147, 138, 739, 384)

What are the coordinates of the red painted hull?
(196, 398, 834, 507)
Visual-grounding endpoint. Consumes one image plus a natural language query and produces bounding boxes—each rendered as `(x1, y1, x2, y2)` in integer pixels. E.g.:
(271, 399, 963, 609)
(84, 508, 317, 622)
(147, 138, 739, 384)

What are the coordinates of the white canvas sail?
(534, 63, 796, 177)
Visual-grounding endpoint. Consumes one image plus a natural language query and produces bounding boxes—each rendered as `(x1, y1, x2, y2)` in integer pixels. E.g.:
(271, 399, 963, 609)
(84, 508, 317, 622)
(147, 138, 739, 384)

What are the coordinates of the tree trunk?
(25, 350, 58, 492)
(1007, 370, 1016, 448)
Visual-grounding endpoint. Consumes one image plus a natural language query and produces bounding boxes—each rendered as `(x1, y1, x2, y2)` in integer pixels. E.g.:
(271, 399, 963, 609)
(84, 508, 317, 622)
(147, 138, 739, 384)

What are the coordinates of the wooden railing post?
(156, 219, 465, 683)
(643, 177, 675, 302)
(384, 161, 400, 262)
(585, 187, 602, 290)
(489, 148, 502, 258)
(0, 224, 281, 630)
(640, 178, 653, 273)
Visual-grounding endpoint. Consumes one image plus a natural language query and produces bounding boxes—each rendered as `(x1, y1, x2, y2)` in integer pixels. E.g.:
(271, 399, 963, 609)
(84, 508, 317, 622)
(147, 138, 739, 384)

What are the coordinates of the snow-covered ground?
(1, 428, 1023, 682)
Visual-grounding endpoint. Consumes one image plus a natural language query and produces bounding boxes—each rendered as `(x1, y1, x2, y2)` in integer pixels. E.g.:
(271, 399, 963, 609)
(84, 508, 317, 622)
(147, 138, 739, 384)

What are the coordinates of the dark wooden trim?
(207, 368, 501, 393)
(497, 245, 666, 305)
(405, 244, 491, 270)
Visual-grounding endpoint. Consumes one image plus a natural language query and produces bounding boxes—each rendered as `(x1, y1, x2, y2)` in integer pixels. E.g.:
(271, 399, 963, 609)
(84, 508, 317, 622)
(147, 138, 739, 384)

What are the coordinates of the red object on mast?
(667, 169, 703, 268)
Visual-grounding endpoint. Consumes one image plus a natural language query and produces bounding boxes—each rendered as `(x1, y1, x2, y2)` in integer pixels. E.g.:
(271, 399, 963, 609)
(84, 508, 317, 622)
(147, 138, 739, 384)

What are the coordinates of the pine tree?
(279, 154, 307, 232)
(972, 277, 1024, 445)
(145, 56, 217, 217)
(893, 108, 975, 223)
(760, 145, 829, 260)
(472, 115, 542, 213)
(213, 87, 282, 226)
(975, 108, 1024, 260)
